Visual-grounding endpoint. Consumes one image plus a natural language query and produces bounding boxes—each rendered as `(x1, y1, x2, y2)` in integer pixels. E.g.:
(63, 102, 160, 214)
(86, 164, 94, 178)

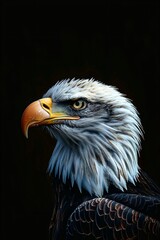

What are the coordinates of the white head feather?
(43, 78, 143, 197)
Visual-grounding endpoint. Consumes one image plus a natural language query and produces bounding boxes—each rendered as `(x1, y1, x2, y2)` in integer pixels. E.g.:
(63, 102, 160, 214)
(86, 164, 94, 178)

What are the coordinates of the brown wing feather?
(66, 196, 160, 240)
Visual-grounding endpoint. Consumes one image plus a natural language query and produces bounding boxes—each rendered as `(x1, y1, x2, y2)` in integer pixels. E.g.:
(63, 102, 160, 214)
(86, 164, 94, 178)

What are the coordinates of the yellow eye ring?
(71, 100, 87, 110)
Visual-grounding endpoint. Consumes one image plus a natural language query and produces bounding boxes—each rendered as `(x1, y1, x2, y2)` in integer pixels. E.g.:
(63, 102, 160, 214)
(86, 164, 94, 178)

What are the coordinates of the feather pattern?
(66, 196, 160, 240)
(44, 78, 143, 196)
(49, 171, 160, 240)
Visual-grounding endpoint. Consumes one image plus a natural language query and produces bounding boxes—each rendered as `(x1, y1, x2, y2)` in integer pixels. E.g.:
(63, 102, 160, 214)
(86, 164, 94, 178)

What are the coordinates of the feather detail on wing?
(66, 195, 160, 240)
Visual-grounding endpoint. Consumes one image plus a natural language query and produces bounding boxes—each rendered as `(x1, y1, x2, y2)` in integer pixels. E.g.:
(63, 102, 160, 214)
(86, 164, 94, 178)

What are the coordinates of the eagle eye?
(71, 100, 87, 110)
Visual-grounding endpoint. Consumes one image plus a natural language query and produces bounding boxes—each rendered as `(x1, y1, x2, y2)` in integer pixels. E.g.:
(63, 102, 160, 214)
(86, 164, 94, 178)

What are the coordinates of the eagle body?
(21, 78, 160, 239)
(49, 171, 160, 240)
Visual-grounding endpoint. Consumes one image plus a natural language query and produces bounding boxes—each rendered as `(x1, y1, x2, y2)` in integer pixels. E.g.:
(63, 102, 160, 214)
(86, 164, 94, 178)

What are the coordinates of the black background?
(1, 2, 160, 240)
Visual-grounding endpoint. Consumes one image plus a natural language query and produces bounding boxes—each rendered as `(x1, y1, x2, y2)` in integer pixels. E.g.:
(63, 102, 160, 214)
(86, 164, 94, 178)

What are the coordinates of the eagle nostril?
(42, 103, 50, 110)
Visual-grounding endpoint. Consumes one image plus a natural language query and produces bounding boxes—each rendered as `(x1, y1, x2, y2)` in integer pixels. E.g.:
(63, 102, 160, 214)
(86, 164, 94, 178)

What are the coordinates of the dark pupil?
(75, 101, 81, 106)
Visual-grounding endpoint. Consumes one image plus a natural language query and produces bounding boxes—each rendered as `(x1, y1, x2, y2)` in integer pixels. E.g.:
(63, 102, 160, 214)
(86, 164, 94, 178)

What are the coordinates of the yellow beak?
(21, 97, 79, 138)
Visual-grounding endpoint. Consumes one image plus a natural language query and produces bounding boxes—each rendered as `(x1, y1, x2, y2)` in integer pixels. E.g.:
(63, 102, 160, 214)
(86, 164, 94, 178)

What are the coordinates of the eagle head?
(21, 78, 143, 197)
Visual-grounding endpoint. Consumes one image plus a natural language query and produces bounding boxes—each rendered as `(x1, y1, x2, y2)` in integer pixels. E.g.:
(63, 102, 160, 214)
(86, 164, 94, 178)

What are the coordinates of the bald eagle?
(21, 78, 160, 240)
